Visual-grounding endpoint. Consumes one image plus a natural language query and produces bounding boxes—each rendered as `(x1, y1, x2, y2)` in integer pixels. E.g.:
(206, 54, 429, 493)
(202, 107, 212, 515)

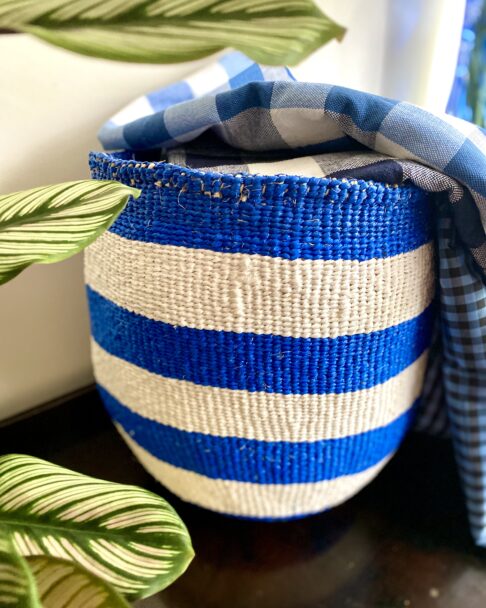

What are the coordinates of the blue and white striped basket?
(85, 151, 435, 519)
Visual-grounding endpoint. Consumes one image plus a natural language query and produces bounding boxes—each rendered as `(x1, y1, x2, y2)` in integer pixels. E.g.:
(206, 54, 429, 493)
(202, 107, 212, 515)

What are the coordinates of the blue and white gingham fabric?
(98, 52, 486, 545)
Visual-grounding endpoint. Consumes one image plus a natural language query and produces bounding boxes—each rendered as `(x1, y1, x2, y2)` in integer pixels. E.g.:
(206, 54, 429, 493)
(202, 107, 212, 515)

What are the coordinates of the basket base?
(117, 424, 391, 521)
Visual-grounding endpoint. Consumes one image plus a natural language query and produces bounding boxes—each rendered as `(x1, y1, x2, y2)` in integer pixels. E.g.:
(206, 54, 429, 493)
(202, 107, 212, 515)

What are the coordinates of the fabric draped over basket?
(90, 53, 486, 543)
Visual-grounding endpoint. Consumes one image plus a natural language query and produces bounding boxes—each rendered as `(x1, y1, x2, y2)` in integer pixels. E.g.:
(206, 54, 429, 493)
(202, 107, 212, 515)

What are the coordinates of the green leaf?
(0, 530, 133, 607)
(0, 455, 194, 600)
(0, 0, 345, 66)
(0, 527, 41, 608)
(0, 180, 140, 286)
(27, 556, 130, 608)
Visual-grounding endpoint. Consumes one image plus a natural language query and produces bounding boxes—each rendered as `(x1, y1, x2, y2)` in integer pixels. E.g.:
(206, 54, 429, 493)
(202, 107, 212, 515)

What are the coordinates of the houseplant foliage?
(0, 528, 40, 607)
(0, 0, 345, 66)
(0, 454, 194, 606)
(0, 530, 131, 608)
(26, 556, 131, 608)
(0, 181, 140, 285)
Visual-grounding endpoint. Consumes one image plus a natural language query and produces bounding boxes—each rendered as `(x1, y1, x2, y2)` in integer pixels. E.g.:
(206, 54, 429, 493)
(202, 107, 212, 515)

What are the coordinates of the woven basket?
(86, 151, 435, 519)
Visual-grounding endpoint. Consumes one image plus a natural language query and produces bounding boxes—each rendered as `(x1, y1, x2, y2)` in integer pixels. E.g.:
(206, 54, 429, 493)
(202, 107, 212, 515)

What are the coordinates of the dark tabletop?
(1, 390, 485, 608)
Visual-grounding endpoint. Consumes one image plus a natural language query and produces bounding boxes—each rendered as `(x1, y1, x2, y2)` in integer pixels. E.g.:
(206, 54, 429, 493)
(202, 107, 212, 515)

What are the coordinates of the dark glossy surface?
(1, 390, 486, 608)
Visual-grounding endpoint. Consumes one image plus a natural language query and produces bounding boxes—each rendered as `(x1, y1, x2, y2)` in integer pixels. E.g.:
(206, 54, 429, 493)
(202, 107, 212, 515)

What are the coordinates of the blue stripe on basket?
(88, 287, 434, 395)
(100, 385, 418, 483)
(106, 178, 433, 261)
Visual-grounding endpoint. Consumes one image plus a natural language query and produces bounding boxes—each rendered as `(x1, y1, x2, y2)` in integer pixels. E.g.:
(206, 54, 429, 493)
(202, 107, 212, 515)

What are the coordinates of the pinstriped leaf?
(0, 524, 131, 607)
(0, 0, 345, 66)
(0, 455, 194, 600)
(0, 527, 40, 608)
(27, 556, 130, 607)
(0, 180, 140, 286)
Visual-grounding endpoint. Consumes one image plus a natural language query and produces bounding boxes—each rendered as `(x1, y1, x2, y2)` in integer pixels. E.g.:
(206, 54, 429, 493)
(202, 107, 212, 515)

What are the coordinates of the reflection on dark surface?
(2, 390, 486, 608)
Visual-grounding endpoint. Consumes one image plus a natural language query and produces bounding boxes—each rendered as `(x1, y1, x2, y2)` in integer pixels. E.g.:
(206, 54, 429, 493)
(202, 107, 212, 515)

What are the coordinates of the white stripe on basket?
(93, 341, 429, 442)
(85, 232, 435, 339)
(118, 427, 392, 519)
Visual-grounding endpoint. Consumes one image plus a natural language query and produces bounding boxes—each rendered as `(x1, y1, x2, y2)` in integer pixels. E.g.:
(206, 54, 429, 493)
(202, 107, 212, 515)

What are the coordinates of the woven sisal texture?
(85, 152, 435, 519)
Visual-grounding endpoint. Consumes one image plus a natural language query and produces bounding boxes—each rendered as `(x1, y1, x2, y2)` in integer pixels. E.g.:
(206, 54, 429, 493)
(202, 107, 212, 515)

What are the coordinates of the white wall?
(0, 39, 210, 419)
(0, 0, 464, 420)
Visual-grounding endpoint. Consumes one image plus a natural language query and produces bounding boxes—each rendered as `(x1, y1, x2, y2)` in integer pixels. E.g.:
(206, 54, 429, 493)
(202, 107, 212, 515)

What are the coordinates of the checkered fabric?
(98, 52, 486, 545)
(439, 211, 486, 545)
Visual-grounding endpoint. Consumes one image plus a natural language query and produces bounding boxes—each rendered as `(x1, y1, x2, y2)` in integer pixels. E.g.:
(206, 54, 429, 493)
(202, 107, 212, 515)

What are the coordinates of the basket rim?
(89, 150, 424, 197)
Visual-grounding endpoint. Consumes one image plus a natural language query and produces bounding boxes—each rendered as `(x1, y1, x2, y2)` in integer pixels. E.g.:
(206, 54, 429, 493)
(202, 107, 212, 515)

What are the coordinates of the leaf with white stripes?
(0, 528, 40, 608)
(0, 455, 194, 600)
(0, 180, 140, 286)
(0, 0, 345, 66)
(27, 556, 130, 608)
